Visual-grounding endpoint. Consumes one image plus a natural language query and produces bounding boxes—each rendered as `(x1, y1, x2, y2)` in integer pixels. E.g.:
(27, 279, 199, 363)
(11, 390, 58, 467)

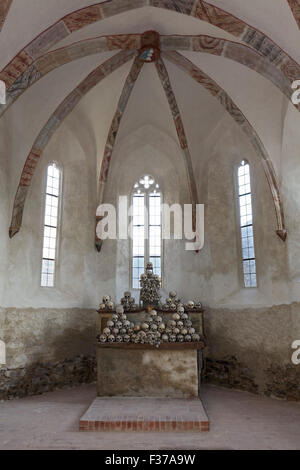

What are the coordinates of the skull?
(177, 321, 183, 329)
(134, 324, 141, 332)
(173, 328, 180, 335)
(116, 321, 123, 330)
(181, 313, 188, 321)
(170, 304, 177, 311)
(130, 322, 135, 329)
(112, 314, 118, 322)
(116, 305, 124, 315)
(121, 298, 127, 305)
(185, 320, 193, 328)
(150, 310, 158, 318)
(169, 291, 177, 299)
(107, 302, 115, 310)
(123, 335, 131, 343)
(131, 334, 137, 342)
(108, 335, 115, 343)
(142, 323, 150, 331)
(107, 320, 114, 328)
(169, 334, 177, 343)
(168, 320, 176, 328)
(99, 334, 107, 343)
(116, 335, 123, 343)
(177, 334, 184, 343)
(165, 327, 172, 335)
(124, 291, 131, 299)
(103, 328, 111, 336)
(166, 298, 172, 305)
(129, 298, 135, 305)
(128, 328, 134, 335)
(177, 306, 185, 315)
(99, 303, 106, 310)
(158, 323, 166, 333)
(156, 316, 163, 324)
(112, 328, 119, 336)
(173, 313, 180, 322)
(123, 320, 130, 328)
(120, 314, 127, 322)
(162, 334, 169, 342)
(188, 328, 196, 335)
(180, 328, 188, 336)
(195, 302, 203, 310)
(140, 274, 147, 281)
(120, 328, 127, 335)
(103, 295, 111, 304)
(192, 334, 200, 342)
(186, 301, 195, 310)
(151, 323, 158, 331)
(185, 335, 192, 342)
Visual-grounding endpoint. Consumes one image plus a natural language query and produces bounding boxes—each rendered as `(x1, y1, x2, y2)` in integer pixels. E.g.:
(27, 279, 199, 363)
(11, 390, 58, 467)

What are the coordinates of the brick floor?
(79, 397, 209, 432)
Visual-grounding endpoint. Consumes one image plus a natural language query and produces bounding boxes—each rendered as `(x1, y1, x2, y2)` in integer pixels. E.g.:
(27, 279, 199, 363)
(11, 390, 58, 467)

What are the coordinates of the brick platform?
(79, 397, 209, 432)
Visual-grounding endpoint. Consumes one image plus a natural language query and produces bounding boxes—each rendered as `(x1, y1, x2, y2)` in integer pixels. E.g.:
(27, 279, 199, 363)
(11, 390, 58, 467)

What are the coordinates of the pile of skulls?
(164, 304, 201, 343)
(140, 262, 161, 308)
(161, 291, 181, 311)
(120, 291, 138, 311)
(98, 295, 115, 311)
(97, 306, 134, 344)
(131, 310, 167, 347)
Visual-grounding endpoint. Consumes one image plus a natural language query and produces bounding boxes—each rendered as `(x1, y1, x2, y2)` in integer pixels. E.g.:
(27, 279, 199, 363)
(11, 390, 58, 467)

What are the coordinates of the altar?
(80, 263, 209, 432)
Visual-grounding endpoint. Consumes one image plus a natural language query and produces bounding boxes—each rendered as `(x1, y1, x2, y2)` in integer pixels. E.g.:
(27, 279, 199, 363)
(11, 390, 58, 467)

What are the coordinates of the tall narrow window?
(131, 175, 162, 289)
(41, 163, 61, 287)
(237, 160, 257, 288)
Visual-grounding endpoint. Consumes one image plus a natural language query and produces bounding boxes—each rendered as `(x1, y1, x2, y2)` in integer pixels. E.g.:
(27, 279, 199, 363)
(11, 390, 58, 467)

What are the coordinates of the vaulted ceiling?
(1, 0, 300, 242)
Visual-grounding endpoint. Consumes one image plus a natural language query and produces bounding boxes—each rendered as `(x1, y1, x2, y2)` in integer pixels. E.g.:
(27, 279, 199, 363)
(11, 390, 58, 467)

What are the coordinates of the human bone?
(151, 323, 158, 331)
(99, 334, 107, 343)
(177, 321, 183, 328)
(112, 328, 119, 336)
(120, 328, 127, 335)
(156, 316, 163, 324)
(169, 291, 177, 299)
(162, 334, 169, 342)
(108, 335, 115, 343)
(116, 305, 124, 314)
(134, 324, 141, 332)
(116, 335, 123, 343)
(124, 291, 131, 299)
(107, 302, 115, 310)
(103, 296, 111, 304)
(116, 321, 123, 329)
(142, 323, 150, 331)
(158, 323, 166, 332)
(192, 334, 200, 342)
(170, 304, 177, 311)
(173, 313, 180, 321)
(169, 335, 176, 343)
(168, 320, 176, 328)
(112, 314, 118, 322)
(177, 334, 184, 343)
(99, 303, 106, 310)
(173, 328, 180, 335)
(180, 328, 188, 336)
(103, 328, 111, 336)
(188, 328, 196, 335)
(107, 320, 114, 328)
(177, 306, 185, 314)
(185, 335, 192, 342)
(150, 310, 158, 317)
(186, 301, 195, 309)
(123, 335, 131, 343)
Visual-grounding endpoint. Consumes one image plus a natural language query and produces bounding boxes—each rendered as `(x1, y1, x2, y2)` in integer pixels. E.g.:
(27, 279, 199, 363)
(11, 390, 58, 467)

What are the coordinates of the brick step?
(80, 397, 209, 433)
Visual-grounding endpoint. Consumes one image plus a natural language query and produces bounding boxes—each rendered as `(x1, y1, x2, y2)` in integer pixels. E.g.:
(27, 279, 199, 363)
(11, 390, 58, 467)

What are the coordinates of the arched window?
(131, 175, 162, 289)
(237, 160, 257, 288)
(41, 163, 62, 287)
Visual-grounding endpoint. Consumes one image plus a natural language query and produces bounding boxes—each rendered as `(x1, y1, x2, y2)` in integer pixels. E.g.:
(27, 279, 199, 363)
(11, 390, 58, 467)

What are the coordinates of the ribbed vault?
(3, 1, 299, 246)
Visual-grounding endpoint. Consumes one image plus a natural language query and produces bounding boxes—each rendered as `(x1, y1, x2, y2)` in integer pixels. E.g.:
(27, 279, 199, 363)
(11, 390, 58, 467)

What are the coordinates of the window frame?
(130, 176, 163, 290)
(40, 161, 63, 289)
(234, 159, 258, 289)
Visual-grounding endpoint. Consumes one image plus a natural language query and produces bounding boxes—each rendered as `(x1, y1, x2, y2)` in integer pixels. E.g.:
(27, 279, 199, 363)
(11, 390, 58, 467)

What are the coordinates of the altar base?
(80, 397, 209, 432)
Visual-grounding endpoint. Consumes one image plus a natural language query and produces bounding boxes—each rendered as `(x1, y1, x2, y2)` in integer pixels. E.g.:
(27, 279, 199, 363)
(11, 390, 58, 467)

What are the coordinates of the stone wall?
(202, 304, 300, 401)
(0, 308, 97, 400)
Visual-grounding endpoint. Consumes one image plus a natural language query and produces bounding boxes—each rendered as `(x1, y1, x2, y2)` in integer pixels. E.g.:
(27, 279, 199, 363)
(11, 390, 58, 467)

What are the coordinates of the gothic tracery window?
(131, 175, 162, 289)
